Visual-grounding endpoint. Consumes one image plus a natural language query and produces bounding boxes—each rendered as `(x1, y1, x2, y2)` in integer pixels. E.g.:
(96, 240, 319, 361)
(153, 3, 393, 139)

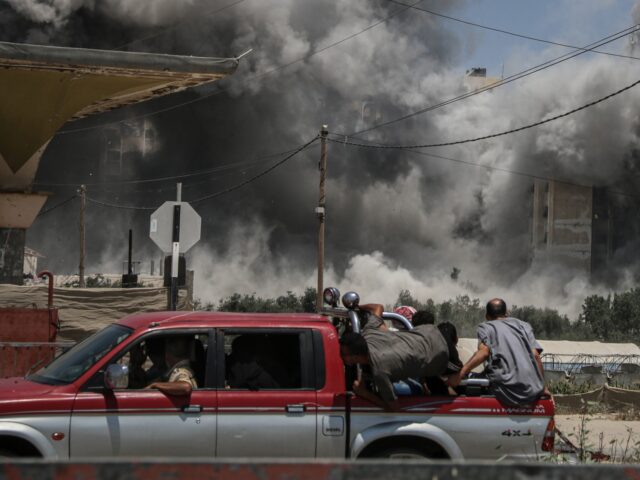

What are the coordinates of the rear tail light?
(541, 418, 555, 452)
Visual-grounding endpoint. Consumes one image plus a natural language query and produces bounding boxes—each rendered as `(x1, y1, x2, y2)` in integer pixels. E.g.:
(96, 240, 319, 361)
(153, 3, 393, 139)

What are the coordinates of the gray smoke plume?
(4, 0, 640, 318)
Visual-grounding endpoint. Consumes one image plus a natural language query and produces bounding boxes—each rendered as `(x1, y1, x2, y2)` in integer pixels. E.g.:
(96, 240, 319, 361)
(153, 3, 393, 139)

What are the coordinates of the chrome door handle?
(183, 404, 202, 413)
(286, 404, 305, 414)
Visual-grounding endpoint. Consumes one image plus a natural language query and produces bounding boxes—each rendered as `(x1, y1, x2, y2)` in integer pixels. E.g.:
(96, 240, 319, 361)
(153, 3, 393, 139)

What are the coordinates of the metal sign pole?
(170, 183, 182, 311)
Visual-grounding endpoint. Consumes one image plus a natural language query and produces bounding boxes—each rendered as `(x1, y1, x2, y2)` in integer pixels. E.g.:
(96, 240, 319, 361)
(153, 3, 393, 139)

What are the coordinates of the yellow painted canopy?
(0, 41, 238, 175)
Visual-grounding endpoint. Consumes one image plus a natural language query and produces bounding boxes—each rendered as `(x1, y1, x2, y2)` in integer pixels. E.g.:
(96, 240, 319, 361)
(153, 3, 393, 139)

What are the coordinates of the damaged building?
(531, 179, 640, 279)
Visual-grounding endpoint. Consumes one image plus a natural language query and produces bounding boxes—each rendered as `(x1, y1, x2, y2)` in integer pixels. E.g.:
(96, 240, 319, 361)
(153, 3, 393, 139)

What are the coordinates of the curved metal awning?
(0, 41, 238, 183)
(0, 41, 238, 229)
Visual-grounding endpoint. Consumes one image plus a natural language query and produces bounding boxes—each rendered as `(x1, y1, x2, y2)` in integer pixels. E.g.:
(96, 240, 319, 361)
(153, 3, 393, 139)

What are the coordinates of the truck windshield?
(28, 324, 132, 385)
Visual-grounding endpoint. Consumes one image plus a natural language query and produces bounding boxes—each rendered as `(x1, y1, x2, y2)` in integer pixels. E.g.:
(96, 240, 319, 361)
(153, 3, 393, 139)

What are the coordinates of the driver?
(147, 336, 197, 395)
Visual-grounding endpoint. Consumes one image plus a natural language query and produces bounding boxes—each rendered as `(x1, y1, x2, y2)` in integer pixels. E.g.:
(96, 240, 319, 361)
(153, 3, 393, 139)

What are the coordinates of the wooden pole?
(79, 184, 86, 288)
(316, 125, 329, 311)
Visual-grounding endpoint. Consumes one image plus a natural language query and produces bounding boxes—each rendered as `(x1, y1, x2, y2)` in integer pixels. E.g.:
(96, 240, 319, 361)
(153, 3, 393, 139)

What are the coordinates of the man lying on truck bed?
(339, 309, 449, 412)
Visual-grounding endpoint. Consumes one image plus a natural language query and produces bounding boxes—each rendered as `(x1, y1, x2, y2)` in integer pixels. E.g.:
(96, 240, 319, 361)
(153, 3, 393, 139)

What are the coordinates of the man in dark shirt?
(340, 319, 449, 411)
(448, 298, 548, 406)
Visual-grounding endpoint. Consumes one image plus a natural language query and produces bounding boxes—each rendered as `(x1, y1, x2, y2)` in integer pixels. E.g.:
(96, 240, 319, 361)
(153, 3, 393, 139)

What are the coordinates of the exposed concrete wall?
(531, 180, 592, 273)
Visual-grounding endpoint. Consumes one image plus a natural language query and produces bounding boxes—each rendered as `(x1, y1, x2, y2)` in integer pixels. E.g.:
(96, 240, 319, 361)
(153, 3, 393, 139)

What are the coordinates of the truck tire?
(375, 446, 434, 459)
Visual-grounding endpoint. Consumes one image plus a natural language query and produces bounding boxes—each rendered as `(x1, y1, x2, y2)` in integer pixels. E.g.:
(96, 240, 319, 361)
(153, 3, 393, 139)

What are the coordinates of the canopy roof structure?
(0, 41, 238, 284)
(0, 41, 238, 192)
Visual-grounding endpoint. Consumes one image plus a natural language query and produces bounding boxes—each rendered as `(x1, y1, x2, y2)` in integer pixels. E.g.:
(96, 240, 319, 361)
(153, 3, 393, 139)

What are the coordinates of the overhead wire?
(335, 136, 640, 201)
(34, 154, 284, 187)
(386, 0, 640, 61)
(190, 135, 319, 205)
(110, 0, 246, 51)
(55, 0, 423, 135)
(36, 195, 78, 218)
(85, 160, 277, 196)
(329, 74, 640, 149)
(348, 24, 640, 137)
(84, 136, 319, 210)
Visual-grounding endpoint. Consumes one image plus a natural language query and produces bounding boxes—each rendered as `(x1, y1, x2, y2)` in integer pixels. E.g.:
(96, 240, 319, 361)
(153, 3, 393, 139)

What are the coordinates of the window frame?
(216, 328, 316, 391)
(81, 328, 216, 392)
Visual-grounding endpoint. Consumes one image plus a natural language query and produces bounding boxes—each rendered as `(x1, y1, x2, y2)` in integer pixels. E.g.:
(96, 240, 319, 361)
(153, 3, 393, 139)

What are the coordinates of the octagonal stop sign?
(149, 201, 201, 253)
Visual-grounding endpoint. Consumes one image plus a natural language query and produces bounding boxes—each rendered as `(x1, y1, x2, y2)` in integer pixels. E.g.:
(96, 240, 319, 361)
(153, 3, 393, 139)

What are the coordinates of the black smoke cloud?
(4, 0, 640, 316)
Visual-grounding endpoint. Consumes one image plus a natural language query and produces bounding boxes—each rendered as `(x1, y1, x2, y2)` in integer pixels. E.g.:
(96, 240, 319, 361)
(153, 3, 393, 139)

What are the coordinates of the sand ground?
(555, 414, 640, 460)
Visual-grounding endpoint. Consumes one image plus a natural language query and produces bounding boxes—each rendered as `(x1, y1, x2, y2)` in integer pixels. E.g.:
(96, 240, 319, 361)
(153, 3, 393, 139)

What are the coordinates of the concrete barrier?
(1, 460, 640, 480)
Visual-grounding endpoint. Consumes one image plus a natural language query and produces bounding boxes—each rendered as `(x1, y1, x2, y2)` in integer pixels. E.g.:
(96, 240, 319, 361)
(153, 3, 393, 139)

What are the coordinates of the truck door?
(216, 328, 317, 457)
(70, 330, 217, 458)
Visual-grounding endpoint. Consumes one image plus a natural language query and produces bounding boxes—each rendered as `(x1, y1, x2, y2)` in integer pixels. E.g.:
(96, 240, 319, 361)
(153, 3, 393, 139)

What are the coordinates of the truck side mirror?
(105, 364, 129, 390)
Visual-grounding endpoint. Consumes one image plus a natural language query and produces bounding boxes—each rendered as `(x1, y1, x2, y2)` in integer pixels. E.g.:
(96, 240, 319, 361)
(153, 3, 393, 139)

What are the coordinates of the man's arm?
(447, 342, 490, 387)
(532, 349, 551, 396)
(352, 379, 400, 412)
(147, 381, 192, 396)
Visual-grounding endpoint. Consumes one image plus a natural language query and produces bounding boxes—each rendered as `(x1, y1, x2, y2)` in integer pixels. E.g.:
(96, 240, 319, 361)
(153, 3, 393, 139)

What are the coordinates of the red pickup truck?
(0, 297, 555, 460)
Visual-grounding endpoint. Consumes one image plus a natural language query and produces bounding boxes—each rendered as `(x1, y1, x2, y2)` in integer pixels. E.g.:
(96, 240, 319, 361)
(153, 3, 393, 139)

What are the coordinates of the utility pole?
(316, 125, 328, 311)
(79, 184, 86, 288)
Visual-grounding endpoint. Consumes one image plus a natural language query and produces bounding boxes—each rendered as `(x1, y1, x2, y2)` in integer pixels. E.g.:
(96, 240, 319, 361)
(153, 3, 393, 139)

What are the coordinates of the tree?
(580, 294, 612, 340)
(301, 287, 317, 313)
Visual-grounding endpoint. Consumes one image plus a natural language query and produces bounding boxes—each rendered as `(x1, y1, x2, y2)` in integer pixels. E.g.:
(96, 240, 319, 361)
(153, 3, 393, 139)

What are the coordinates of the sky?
(457, 0, 637, 76)
(3, 0, 640, 318)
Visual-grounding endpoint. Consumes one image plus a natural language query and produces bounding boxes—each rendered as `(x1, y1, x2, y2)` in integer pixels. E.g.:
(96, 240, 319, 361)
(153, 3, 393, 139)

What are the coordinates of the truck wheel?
(375, 446, 433, 459)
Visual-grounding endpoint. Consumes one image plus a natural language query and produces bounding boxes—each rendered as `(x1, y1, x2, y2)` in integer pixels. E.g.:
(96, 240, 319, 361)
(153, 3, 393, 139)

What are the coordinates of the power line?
(330, 74, 640, 149)
(86, 160, 277, 196)
(36, 195, 78, 218)
(190, 135, 319, 204)
(387, 0, 640, 62)
(348, 25, 639, 137)
(111, 0, 246, 51)
(335, 137, 639, 200)
(55, 0, 422, 135)
(34, 154, 286, 187)
(86, 196, 155, 211)
(84, 136, 319, 210)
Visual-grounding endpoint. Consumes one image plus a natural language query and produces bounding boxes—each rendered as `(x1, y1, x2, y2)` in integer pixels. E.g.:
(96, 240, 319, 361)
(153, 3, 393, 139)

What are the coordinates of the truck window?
(223, 332, 303, 390)
(28, 324, 132, 385)
(107, 332, 208, 390)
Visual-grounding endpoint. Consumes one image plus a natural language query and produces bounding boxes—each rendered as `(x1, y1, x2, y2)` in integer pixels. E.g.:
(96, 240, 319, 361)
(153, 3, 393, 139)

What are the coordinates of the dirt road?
(556, 414, 640, 461)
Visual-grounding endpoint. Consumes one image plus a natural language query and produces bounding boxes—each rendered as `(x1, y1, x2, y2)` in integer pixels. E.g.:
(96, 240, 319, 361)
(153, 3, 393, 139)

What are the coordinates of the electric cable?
(348, 25, 639, 137)
(335, 137, 640, 200)
(86, 196, 155, 211)
(55, 0, 422, 135)
(83, 136, 318, 210)
(190, 135, 319, 204)
(34, 154, 283, 187)
(330, 74, 640, 149)
(387, 0, 640, 61)
(111, 0, 246, 51)
(36, 195, 78, 217)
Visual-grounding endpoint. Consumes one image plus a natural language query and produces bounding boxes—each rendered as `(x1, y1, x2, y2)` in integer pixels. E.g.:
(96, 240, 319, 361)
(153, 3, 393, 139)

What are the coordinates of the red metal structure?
(0, 271, 64, 378)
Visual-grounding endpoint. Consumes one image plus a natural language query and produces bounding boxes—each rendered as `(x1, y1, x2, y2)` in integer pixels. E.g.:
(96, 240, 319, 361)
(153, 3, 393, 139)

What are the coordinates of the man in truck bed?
(339, 319, 449, 411)
(448, 298, 547, 406)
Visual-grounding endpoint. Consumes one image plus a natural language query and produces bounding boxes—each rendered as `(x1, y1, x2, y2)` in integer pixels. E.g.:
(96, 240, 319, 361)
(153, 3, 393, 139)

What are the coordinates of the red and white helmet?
(393, 305, 417, 322)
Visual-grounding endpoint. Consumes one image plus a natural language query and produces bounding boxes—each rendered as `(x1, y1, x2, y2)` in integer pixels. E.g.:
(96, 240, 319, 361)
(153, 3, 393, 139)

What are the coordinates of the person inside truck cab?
(447, 298, 549, 406)
(339, 320, 449, 412)
(147, 336, 197, 396)
(227, 335, 280, 390)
